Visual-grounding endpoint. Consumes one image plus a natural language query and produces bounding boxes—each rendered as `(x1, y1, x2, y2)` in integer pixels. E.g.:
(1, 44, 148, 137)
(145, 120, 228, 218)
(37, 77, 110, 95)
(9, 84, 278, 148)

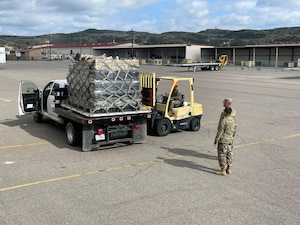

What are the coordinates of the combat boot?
(226, 167, 231, 174)
(214, 169, 226, 176)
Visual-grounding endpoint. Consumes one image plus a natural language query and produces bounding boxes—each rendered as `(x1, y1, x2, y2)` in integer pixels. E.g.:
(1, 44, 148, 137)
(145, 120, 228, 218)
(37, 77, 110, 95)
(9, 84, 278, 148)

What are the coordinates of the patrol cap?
(223, 98, 232, 103)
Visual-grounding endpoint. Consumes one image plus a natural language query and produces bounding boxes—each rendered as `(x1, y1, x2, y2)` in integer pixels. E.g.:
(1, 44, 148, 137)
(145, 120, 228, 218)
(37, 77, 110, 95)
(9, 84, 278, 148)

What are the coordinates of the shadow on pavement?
(1, 114, 80, 151)
(161, 146, 217, 160)
(277, 76, 300, 79)
(158, 147, 217, 174)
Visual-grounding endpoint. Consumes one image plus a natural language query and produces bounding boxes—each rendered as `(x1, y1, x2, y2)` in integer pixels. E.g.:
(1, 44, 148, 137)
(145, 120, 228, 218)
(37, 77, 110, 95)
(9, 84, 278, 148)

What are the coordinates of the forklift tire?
(155, 118, 171, 136)
(33, 113, 43, 123)
(65, 122, 80, 146)
(189, 117, 201, 131)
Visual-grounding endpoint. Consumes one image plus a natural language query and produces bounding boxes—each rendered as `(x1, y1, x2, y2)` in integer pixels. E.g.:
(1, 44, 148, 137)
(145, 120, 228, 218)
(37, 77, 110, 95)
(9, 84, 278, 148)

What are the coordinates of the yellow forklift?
(140, 72, 203, 136)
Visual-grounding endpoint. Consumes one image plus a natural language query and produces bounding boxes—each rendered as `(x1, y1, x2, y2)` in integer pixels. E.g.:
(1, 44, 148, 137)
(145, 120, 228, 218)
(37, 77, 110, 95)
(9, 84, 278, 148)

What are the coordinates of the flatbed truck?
(18, 79, 151, 151)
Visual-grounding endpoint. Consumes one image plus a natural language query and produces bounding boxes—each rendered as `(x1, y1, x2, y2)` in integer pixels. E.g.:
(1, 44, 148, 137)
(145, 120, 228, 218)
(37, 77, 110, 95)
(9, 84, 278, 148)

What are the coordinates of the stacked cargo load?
(65, 56, 141, 113)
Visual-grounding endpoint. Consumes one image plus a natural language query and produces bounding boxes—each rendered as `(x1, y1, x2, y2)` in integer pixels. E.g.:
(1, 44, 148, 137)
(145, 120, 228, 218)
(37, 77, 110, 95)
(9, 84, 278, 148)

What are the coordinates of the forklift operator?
(170, 81, 183, 108)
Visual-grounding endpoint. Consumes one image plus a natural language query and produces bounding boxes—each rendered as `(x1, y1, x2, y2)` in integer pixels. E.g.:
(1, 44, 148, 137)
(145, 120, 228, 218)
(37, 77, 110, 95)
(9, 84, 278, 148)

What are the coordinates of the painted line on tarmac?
(0, 97, 12, 102)
(0, 141, 48, 150)
(1, 133, 299, 192)
(234, 133, 300, 148)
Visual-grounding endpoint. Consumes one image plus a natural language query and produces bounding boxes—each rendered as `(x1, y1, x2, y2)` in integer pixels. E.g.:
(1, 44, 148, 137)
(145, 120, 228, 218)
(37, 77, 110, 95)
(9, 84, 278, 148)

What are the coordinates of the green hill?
(1, 27, 300, 51)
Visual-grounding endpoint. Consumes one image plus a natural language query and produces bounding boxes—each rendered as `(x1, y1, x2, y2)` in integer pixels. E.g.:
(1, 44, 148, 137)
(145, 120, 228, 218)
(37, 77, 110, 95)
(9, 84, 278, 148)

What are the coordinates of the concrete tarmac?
(0, 61, 300, 225)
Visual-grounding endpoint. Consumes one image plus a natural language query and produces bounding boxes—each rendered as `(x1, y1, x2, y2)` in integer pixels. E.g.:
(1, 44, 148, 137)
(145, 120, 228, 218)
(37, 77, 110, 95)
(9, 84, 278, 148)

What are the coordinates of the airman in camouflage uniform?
(214, 107, 237, 176)
(170, 81, 183, 108)
(218, 98, 236, 128)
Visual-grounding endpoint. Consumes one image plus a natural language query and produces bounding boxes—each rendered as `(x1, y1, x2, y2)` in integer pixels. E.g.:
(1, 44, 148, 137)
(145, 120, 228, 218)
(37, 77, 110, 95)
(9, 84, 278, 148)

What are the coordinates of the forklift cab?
(155, 78, 191, 119)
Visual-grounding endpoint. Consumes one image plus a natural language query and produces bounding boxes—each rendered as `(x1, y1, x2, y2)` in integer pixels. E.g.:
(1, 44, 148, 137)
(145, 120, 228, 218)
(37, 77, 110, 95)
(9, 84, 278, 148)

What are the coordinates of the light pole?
(131, 29, 134, 58)
(80, 33, 82, 54)
(46, 38, 51, 61)
(46, 34, 52, 61)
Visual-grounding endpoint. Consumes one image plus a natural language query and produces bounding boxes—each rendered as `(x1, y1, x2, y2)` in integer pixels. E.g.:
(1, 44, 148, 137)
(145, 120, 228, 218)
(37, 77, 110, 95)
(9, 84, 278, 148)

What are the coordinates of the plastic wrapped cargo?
(65, 56, 141, 113)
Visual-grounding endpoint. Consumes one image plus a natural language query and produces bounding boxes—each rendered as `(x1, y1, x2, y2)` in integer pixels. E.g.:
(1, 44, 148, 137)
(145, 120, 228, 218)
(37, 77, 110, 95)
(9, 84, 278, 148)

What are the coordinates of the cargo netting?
(65, 56, 141, 113)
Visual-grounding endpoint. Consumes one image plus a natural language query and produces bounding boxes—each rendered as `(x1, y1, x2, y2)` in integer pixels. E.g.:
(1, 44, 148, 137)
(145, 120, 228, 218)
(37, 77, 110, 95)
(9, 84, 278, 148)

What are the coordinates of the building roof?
(92, 43, 214, 49)
(29, 42, 130, 50)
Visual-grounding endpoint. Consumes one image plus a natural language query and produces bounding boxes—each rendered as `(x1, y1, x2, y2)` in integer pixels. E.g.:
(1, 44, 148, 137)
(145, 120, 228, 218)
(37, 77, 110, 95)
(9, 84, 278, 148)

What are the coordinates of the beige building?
(19, 42, 300, 68)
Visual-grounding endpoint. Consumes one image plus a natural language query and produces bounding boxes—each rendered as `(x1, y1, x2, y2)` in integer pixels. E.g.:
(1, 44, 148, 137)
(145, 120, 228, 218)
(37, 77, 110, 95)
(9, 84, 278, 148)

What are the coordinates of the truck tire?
(33, 113, 43, 123)
(189, 117, 200, 131)
(155, 118, 171, 136)
(65, 122, 80, 146)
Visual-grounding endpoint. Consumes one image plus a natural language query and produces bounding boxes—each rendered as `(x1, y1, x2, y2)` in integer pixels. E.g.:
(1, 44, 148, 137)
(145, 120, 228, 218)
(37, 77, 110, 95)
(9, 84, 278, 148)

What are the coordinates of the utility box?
(0, 47, 6, 63)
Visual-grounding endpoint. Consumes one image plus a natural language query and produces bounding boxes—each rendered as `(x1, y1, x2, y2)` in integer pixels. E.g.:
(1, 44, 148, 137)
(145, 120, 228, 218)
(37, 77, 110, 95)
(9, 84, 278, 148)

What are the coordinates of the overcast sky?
(1, 0, 300, 36)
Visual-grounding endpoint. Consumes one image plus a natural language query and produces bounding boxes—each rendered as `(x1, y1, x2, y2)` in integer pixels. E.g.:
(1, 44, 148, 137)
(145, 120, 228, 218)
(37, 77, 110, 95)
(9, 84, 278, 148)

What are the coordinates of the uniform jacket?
(218, 107, 236, 128)
(171, 88, 182, 101)
(215, 116, 237, 144)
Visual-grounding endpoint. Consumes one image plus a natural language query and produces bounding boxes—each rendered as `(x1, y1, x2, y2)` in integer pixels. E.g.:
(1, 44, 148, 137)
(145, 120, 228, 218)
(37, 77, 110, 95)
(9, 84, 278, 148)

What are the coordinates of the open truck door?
(18, 81, 40, 116)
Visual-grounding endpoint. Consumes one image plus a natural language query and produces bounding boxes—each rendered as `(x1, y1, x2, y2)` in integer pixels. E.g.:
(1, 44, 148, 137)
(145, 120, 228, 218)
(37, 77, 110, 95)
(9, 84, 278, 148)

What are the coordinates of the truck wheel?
(210, 66, 214, 71)
(215, 65, 219, 70)
(155, 118, 171, 136)
(189, 117, 200, 131)
(65, 122, 80, 146)
(33, 113, 43, 123)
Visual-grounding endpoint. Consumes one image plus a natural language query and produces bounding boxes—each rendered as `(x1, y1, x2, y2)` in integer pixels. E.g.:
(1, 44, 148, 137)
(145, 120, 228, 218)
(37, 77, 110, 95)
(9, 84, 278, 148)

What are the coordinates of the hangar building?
(20, 42, 300, 68)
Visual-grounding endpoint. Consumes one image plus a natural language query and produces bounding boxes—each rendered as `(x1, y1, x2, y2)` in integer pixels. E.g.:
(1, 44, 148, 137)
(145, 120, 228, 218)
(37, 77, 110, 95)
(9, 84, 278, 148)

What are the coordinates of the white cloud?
(234, 1, 256, 11)
(186, 1, 209, 18)
(257, 0, 300, 8)
(0, 0, 299, 35)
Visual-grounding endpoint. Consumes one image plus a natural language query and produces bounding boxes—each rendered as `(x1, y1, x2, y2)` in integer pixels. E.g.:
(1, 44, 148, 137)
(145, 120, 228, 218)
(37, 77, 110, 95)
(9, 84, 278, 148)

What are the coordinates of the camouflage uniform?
(214, 116, 237, 170)
(218, 107, 236, 128)
(171, 87, 182, 108)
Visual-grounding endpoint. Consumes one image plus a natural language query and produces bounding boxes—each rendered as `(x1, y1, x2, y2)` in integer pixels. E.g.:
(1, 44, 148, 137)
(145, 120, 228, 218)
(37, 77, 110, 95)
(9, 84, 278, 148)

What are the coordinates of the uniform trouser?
(217, 143, 233, 170)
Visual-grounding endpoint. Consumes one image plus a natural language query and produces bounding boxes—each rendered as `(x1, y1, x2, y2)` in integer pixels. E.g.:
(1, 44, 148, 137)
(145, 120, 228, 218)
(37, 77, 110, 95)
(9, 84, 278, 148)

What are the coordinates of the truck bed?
(59, 102, 151, 119)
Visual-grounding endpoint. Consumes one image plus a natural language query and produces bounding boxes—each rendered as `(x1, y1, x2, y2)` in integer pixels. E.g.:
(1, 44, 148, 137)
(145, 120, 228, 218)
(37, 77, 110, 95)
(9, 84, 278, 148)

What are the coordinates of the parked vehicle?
(18, 57, 151, 151)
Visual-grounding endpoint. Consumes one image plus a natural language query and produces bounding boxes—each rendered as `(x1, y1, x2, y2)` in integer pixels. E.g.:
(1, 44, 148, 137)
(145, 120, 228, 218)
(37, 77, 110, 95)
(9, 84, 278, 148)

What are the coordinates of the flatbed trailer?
(173, 62, 222, 72)
(171, 55, 228, 72)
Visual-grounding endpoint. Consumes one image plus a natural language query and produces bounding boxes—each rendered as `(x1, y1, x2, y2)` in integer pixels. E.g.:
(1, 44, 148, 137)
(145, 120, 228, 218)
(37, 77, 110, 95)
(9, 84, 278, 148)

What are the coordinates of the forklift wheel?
(190, 117, 200, 131)
(155, 118, 171, 136)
